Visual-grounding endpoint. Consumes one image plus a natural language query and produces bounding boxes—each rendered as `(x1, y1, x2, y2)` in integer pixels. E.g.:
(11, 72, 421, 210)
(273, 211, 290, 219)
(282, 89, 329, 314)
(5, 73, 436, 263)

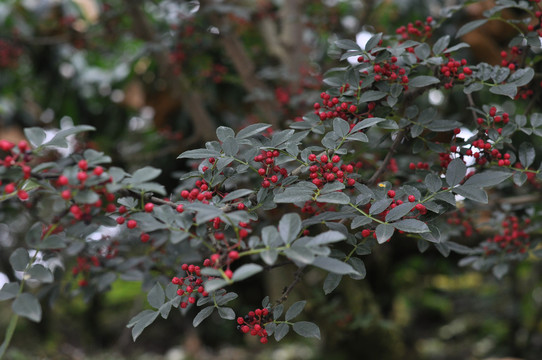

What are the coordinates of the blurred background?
(1, 0, 542, 359)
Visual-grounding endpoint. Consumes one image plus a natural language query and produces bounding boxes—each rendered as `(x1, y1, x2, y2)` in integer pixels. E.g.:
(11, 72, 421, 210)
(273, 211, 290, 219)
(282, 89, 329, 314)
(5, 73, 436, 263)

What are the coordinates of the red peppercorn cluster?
(236, 308, 271, 344)
(483, 216, 531, 255)
(313, 92, 357, 121)
(439, 57, 472, 89)
(0, 39, 23, 68)
(395, 17, 434, 41)
(446, 209, 475, 237)
(254, 150, 288, 188)
(409, 161, 430, 171)
(357, 56, 409, 89)
(171, 263, 211, 308)
(72, 255, 100, 287)
(180, 178, 214, 203)
(307, 153, 356, 188)
(0, 139, 33, 201)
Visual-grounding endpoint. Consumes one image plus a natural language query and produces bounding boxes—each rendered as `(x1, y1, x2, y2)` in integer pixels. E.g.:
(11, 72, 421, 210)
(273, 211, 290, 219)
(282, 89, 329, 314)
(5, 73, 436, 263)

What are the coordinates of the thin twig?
(273, 266, 305, 307)
(365, 130, 405, 186)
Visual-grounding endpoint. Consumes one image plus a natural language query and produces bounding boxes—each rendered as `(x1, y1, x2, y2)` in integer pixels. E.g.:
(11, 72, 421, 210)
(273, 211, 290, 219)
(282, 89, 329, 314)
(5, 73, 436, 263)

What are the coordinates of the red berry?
(17, 190, 28, 201)
(224, 269, 233, 279)
(320, 154, 328, 163)
(77, 171, 88, 183)
(144, 203, 154, 212)
(61, 190, 71, 200)
(116, 216, 125, 225)
(228, 251, 239, 260)
(93, 166, 104, 176)
(361, 229, 371, 237)
(78, 159, 88, 171)
(141, 233, 150, 242)
(408, 195, 416, 202)
(57, 175, 69, 186)
(4, 183, 15, 194)
(387, 190, 396, 198)
(176, 204, 184, 213)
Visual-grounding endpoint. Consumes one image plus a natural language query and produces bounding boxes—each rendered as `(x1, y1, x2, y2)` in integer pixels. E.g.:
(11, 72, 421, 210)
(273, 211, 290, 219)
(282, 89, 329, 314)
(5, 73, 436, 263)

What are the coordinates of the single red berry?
(57, 175, 69, 186)
(93, 166, 104, 176)
(4, 183, 15, 194)
(176, 204, 184, 213)
(78, 159, 88, 171)
(144, 203, 154, 212)
(320, 154, 328, 163)
(408, 195, 416, 202)
(308, 154, 317, 162)
(332, 155, 340, 163)
(116, 216, 125, 225)
(141, 233, 150, 242)
(387, 190, 396, 198)
(224, 269, 233, 279)
(228, 251, 239, 260)
(361, 229, 371, 237)
(237, 203, 245, 210)
(415, 203, 426, 211)
(61, 190, 71, 200)
(17, 190, 28, 201)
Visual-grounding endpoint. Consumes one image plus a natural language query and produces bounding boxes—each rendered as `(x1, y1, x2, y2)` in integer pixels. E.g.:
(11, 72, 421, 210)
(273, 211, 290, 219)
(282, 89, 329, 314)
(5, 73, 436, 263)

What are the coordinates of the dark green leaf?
(0, 283, 19, 301)
(351, 215, 371, 229)
(236, 124, 272, 139)
(359, 90, 387, 103)
(312, 256, 358, 275)
(518, 142, 535, 168)
(323, 273, 342, 294)
(231, 264, 263, 282)
(375, 223, 394, 244)
(24, 127, 46, 148)
(347, 257, 366, 279)
(316, 192, 350, 204)
(285, 301, 306, 321)
(463, 171, 512, 187)
(365, 33, 382, 51)
(27, 264, 54, 283)
(456, 19, 488, 38)
(432, 35, 450, 55)
(204, 279, 229, 293)
(279, 213, 302, 244)
(44, 125, 95, 148)
(193, 306, 214, 327)
(409, 76, 440, 88)
(369, 198, 393, 215)
(350, 117, 386, 132)
(221, 136, 239, 156)
(490, 83, 517, 98)
(222, 189, 254, 202)
(275, 323, 290, 341)
(292, 321, 321, 339)
(12, 293, 41, 322)
(385, 203, 414, 222)
(177, 148, 221, 159)
(147, 283, 165, 309)
(425, 173, 442, 193)
(217, 307, 235, 320)
(10, 248, 29, 272)
(453, 185, 488, 203)
(216, 126, 235, 142)
(446, 158, 467, 187)
(493, 263, 509, 279)
(392, 219, 429, 233)
(131, 167, 161, 183)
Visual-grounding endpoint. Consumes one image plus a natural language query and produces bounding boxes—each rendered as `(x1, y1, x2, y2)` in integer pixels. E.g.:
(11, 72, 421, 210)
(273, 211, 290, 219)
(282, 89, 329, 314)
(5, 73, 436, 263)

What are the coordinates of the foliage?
(2, 0, 542, 358)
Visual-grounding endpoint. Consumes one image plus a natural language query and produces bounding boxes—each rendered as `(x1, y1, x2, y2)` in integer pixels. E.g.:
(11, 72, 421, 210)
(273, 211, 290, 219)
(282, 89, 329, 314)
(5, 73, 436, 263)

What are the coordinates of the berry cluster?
(483, 216, 531, 255)
(171, 264, 211, 308)
(313, 92, 357, 121)
(0, 139, 32, 201)
(307, 153, 356, 187)
(236, 307, 271, 344)
(439, 57, 473, 89)
(72, 255, 100, 287)
(180, 178, 214, 203)
(395, 17, 434, 40)
(357, 56, 409, 90)
(445, 209, 475, 237)
(254, 150, 288, 188)
(0, 38, 22, 68)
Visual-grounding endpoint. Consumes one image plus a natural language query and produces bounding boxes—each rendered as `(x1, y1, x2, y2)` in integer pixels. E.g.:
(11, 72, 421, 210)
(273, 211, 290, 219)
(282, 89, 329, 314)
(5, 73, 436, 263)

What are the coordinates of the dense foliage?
(2, 0, 542, 358)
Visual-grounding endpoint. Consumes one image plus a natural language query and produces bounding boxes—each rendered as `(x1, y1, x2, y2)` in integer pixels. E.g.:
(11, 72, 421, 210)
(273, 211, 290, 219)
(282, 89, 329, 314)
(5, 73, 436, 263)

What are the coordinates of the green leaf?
(518, 142, 535, 168)
(12, 293, 42, 322)
(351, 216, 371, 229)
(490, 83, 517, 98)
(128, 310, 159, 341)
(308, 231, 345, 246)
(231, 264, 263, 282)
(217, 307, 235, 320)
(347, 257, 366, 279)
(392, 219, 429, 233)
(409, 76, 440, 88)
(274, 187, 315, 203)
(193, 306, 214, 327)
(350, 117, 386, 132)
(273, 304, 284, 320)
(74, 190, 100, 204)
(147, 283, 165, 309)
(216, 126, 235, 142)
(27, 264, 54, 283)
(513, 172, 528, 186)
(375, 223, 394, 244)
(432, 35, 450, 55)
(414, 43, 431, 59)
(279, 213, 302, 244)
(0, 282, 19, 301)
(24, 127, 46, 148)
(493, 263, 509, 279)
(292, 321, 321, 339)
(323, 273, 342, 294)
(333, 118, 350, 137)
(426, 119, 463, 132)
(204, 279, 229, 293)
(131, 167, 161, 183)
(463, 171, 512, 187)
(453, 185, 488, 203)
(44, 125, 95, 148)
(236, 124, 272, 139)
(285, 301, 306, 321)
(222, 189, 254, 202)
(456, 19, 488, 38)
(369, 198, 393, 215)
(275, 323, 290, 341)
(221, 136, 239, 156)
(445, 158, 467, 187)
(10, 248, 29, 272)
(215, 292, 238, 306)
(509, 68, 534, 86)
(177, 148, 221, 159)
(312, 256, 358, 275)
(443, 42, 470, 53)
(359, 90, 387, 103)
(425, 173, 442, 193)
(365, 33, 382, 51)
(316, 192, 350, 204)
(385, 203, 414, 222)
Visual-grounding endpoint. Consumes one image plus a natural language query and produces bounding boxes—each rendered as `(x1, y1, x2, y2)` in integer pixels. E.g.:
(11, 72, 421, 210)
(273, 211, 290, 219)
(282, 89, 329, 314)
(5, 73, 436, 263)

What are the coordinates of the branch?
(273, 266, 305, 307)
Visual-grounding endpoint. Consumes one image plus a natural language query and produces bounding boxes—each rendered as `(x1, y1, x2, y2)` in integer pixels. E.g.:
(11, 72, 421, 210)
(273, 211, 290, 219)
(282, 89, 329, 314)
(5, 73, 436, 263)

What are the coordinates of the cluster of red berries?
(446, 209, 475, 237)
(0, 39, 22, 68)
(395, 17, 433, 40)
(307, 153, 356, 187)
(254, 150, 288, 188)
(72, 255, 100, 287)
(313, 92, 357, 121)
(408, 161, 430, 171)
(0, 139, 32, 201)
(483, 216, 531, 255)
(439, 57, 473, 89)
(236, 307, 271, 344)
(171, 264, 211, 308)
(180, 178, 214, 204)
